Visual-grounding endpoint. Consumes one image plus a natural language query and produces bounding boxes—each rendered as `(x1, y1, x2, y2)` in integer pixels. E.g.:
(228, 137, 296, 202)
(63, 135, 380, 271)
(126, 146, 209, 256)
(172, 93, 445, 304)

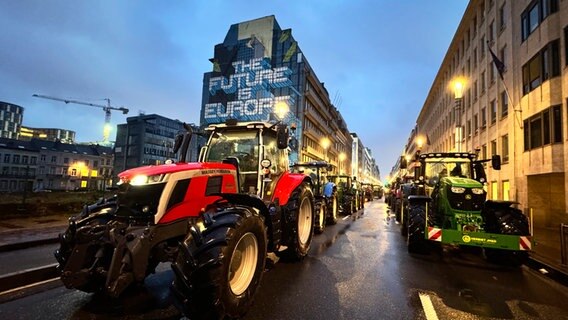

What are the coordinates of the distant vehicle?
(291, 161, 338, 232)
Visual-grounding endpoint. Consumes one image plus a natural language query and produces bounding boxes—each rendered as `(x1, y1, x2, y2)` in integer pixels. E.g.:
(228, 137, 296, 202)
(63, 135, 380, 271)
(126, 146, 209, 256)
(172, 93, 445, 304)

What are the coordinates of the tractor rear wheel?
(315, 200, 326, 234)
(327, 196, 338, 225)
(171, 207, 267, 320)
(407, 203, 429, 254)
(280, 183, 315, 260)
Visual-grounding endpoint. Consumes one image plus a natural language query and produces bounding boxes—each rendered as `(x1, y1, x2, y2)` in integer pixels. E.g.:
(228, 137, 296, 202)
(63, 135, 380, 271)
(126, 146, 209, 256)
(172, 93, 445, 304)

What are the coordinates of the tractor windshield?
(206, 130, 259, 170)
(424, 157, 471, 184)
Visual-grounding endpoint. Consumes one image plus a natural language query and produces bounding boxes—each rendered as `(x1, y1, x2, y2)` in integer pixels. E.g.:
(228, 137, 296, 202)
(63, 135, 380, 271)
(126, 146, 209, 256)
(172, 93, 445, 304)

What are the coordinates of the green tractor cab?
(291, 161, 339, 232)
(327, 175, 358, 215)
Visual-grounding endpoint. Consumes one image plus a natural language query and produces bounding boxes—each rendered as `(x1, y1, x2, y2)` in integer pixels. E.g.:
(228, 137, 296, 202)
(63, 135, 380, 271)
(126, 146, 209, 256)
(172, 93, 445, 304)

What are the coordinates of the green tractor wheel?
(407, 203, 430, 254)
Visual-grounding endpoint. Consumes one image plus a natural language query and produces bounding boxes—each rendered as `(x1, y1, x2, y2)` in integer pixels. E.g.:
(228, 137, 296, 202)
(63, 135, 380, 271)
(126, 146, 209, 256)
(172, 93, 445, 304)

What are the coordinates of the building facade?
(404, 0, 567, 265)
(19, 126, 76, 144)
(199, 16, 353, 173)
(113, 114, 201, 174)
(0, 101, 23, 139)
(0, 138, 113, 192)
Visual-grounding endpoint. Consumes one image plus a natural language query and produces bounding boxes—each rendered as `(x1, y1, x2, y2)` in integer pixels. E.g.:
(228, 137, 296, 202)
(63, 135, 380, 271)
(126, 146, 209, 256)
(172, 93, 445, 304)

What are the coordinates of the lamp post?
(452, 79, 465, 152)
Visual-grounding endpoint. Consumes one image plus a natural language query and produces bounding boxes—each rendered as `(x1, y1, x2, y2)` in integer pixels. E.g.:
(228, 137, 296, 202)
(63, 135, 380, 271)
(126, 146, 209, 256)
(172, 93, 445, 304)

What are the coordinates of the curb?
(0, 237, 59, 253)
(526, 256, 568, 287)
(0, 263, 59, 293)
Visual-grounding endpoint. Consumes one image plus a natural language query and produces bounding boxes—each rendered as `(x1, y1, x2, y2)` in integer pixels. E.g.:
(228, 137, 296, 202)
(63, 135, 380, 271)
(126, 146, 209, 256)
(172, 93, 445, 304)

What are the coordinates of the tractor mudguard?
(272, 172, 311, 206)
(323, 182, 336, 198)
(408, 195, 432, 205)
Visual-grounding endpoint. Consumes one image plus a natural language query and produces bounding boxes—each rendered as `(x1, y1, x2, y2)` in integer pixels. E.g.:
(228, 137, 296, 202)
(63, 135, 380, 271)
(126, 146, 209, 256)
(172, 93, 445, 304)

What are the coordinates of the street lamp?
(452, 78, 466, 152)
(320, 137, 331, 162)
(339, 152, 346, 174)
(274, 101, 289, 120)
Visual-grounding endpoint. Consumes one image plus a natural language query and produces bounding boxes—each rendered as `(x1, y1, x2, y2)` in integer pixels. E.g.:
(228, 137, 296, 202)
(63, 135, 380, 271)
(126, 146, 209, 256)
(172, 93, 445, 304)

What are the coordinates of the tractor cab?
(290, 161, 332, 197)
(200, 121, 290, 201)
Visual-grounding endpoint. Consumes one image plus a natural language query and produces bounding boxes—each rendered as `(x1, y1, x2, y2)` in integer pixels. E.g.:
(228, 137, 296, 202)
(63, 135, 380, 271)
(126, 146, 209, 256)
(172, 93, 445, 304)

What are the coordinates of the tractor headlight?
(471, 188, 484, 195)
(130, 175, 149, 186)
(451, 186, 466, 193)
(129, 174, 168, 186)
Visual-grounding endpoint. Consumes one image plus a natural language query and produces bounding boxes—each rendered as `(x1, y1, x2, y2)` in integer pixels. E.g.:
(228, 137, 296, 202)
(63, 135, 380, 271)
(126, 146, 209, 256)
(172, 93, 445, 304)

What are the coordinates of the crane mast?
(32, 94, 129, 143)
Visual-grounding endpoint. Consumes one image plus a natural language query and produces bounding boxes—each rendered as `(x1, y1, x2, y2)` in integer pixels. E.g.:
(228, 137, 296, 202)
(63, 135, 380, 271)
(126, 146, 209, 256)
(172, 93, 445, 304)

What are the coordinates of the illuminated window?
(502, 181, 510, 201)
(491, 181, 498, 200)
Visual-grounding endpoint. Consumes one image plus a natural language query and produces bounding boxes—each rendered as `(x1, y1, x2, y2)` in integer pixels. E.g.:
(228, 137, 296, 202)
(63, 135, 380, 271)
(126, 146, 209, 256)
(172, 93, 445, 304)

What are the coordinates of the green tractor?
(327, 175, 358, 215)
(291, 161, 338, 233)
(401, 152, 532, 266)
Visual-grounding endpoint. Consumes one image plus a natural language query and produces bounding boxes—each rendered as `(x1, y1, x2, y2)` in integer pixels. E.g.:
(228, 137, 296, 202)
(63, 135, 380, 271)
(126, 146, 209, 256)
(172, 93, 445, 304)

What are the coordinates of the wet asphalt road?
(1, 200, 568, 319)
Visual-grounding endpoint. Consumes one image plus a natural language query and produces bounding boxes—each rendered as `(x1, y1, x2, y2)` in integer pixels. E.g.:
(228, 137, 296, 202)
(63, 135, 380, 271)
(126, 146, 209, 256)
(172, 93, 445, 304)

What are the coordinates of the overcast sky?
(0, 0, 468, 180)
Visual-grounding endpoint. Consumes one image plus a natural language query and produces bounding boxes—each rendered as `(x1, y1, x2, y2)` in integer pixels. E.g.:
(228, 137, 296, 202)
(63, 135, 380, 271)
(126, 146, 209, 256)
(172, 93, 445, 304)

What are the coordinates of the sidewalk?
(0, 214, 70, 248)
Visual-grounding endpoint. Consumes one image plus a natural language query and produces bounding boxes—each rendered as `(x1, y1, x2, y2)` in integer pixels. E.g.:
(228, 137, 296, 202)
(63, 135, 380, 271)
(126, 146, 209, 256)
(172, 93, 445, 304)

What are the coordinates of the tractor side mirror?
(400, 156, 408, 169)
(276, 124, 289, 149)
(491, 155, 501, 170)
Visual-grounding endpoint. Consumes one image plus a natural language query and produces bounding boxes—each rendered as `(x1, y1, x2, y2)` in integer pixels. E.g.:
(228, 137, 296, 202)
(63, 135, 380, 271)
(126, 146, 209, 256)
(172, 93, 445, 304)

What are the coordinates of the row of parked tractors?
(385, 151, 532, 266)
(53, 121, 377, 319)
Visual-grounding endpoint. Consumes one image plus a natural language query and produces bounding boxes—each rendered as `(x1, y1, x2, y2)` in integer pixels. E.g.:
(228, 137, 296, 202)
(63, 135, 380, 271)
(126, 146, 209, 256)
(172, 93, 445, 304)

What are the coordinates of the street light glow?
(320, 137, 331, 150)
(274, 101, 289, 120)
(451, 78, 466, 99)
(415, 135, 425, 149)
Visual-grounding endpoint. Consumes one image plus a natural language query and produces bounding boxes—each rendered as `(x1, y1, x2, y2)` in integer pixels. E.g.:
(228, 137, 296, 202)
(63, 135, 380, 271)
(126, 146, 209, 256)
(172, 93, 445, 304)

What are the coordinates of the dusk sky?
(0, 0, 468, 179)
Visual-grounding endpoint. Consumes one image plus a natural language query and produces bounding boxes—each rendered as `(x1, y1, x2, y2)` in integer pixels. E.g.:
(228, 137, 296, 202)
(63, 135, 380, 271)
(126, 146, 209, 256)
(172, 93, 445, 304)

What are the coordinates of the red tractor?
(55, 121, 315, 319)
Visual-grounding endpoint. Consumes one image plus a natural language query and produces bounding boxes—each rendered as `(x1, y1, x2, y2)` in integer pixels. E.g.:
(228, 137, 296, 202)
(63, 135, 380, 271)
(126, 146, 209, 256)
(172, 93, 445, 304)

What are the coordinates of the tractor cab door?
(259, 128, 288, 202)
(203, 129, 261, 195)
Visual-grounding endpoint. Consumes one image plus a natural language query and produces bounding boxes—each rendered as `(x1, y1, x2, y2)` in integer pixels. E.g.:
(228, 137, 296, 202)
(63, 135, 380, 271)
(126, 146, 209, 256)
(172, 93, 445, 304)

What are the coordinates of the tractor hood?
(118, 162, 237, 184)
(441, 176, 483, 188)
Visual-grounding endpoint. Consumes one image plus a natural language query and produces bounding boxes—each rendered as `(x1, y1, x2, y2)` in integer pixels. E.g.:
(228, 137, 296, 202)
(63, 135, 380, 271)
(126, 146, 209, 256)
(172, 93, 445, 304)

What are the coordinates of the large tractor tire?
(171, 207, 267, 320)
(342, 196, 352, 215)
(327, 195, 338, 225)
(407, 203, 430, 254)
(280, 183, 315, 260)
(400, 206, 408, 237)
(314, 200, 326, 234)
(482, 202, 530, 267)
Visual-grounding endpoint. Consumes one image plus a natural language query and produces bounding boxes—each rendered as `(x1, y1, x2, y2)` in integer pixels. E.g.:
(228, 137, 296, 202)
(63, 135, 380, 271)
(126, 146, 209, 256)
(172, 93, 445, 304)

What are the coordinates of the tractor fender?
(407, 195, 432, 205)
(323, 182, 336, 198)
(215, 193, 270, 217)
(272, 172, 311, 206)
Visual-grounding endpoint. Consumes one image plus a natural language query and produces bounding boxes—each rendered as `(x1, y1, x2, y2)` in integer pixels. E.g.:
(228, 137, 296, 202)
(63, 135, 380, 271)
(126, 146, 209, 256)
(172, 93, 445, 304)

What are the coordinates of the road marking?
(342, 216, 350, 221)
(419, 293, 439, 320)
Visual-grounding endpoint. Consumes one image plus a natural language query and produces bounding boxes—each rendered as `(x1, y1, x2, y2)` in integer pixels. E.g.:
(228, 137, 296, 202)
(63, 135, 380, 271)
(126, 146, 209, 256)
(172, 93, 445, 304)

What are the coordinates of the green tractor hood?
(442, 176, 483, 188)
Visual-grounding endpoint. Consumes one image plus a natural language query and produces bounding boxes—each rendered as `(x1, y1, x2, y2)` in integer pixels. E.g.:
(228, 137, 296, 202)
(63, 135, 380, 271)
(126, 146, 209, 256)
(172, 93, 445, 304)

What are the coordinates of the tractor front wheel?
(407, 203, 429, 254)
(327, 196, 338, 225)
(171, 207, 267, 320)
(315, 200, 326, 234)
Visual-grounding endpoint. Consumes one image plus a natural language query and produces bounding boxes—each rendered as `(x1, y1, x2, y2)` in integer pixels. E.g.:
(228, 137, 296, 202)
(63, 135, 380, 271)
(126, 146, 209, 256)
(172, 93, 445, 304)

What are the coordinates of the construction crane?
(32, 94, 129, 143)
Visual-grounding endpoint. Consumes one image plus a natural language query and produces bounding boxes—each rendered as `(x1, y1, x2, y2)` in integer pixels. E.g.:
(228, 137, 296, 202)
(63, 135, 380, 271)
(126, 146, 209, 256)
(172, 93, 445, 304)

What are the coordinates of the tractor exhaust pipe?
(173, 123, 193, 163)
